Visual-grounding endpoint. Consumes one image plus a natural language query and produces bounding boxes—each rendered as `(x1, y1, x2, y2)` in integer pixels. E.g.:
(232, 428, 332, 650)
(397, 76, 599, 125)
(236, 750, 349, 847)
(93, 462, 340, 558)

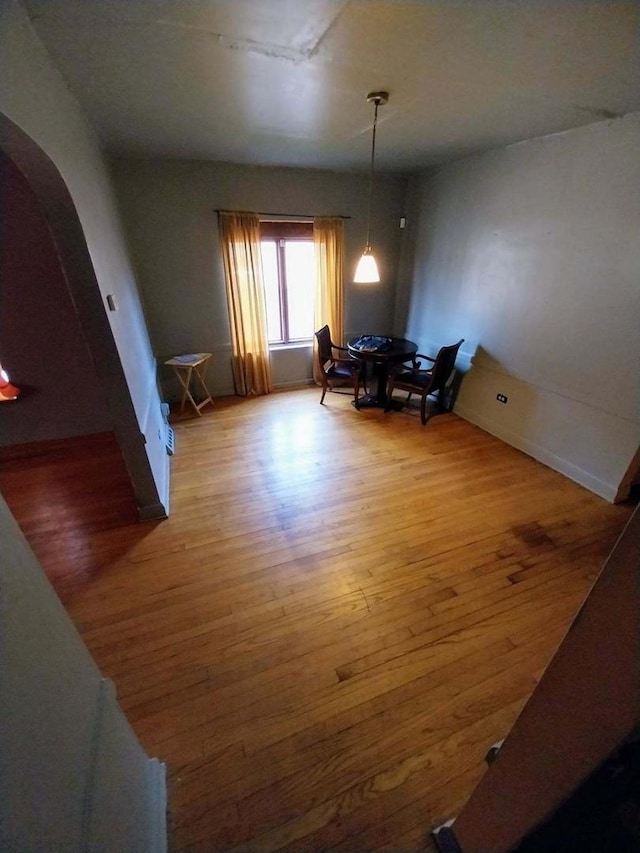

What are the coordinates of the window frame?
(260, 221, 314, 346)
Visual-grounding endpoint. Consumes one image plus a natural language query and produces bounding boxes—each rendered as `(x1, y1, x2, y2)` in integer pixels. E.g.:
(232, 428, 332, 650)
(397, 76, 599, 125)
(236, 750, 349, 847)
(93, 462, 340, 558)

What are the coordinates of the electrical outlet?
(496, 393, 508, 404)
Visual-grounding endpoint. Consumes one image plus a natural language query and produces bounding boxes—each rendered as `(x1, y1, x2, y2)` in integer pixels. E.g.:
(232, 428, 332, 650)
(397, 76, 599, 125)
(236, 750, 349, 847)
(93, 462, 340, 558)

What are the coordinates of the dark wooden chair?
(385, 338, 464, 425)
(315, 325, 363, 409)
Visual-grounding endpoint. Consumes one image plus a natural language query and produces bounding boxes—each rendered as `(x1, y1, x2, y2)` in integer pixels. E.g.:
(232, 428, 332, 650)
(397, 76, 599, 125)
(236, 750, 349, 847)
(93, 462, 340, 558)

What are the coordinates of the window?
(260, 221, 315, 344)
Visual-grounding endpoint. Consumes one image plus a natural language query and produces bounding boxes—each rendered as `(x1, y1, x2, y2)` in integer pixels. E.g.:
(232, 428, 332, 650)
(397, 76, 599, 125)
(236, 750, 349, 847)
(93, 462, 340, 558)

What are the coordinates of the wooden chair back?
(315, 325, 333, 367)
(386, 337, 464, 424)
(431, 339, 464, 394)
(314, 325, 362, 408)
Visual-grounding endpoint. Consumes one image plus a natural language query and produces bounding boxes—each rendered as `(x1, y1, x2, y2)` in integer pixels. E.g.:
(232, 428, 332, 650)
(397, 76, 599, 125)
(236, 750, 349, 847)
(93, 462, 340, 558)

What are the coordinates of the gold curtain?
(313, 217, 345, 384)
(218, 212, 273, 396)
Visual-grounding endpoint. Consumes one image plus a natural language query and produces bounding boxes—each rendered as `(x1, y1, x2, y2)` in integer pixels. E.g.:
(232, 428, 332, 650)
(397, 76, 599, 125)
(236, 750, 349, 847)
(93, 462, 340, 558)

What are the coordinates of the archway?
(0, 112, 165, 517)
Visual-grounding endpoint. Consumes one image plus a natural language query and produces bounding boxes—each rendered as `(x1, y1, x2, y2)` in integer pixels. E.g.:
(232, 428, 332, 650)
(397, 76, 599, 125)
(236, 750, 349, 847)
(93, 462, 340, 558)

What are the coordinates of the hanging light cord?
(364, 98, 380, 250)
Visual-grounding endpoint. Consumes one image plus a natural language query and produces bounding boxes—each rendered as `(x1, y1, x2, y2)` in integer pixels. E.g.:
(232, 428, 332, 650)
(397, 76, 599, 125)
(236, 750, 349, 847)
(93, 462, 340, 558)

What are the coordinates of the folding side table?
(164, 353, 214, 416)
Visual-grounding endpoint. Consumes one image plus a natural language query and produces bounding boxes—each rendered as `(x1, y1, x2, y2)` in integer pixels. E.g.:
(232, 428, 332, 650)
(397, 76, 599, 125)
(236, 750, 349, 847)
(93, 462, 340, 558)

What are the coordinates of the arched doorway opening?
(0, 114, 168, 596)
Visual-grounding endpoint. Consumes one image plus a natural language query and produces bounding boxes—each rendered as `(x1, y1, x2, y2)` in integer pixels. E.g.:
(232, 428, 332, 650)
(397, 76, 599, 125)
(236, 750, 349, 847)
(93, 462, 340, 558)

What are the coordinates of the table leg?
(173, 366, 201, 416)
(193, 365, 214, 410)
(354, 362, 390, 408)
(374, 363, 389, 406)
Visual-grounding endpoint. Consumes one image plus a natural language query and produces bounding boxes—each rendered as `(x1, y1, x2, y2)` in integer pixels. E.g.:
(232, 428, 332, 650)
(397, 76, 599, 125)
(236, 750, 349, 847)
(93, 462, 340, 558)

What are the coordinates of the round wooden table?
(347, 336, 418, 408)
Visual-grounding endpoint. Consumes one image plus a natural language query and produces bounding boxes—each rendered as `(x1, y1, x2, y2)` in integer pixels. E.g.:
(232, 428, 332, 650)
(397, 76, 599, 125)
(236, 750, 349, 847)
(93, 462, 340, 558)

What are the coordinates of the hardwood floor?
(0, 432, 142, 600)
(3, 389, 633, 851)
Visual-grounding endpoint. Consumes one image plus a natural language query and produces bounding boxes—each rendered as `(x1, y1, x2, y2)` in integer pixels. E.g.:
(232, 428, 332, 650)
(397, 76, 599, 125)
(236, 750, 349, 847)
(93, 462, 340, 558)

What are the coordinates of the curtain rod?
(215, 209, 351, 220)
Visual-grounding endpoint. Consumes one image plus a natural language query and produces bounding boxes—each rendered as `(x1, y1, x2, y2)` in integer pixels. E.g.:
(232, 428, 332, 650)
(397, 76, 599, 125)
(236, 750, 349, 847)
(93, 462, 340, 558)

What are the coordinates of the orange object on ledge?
(0, 364, 21, 401)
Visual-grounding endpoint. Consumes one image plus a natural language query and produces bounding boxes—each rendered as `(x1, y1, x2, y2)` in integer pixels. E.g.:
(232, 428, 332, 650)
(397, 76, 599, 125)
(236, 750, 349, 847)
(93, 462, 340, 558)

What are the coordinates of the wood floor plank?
(2, 388, 633, 852)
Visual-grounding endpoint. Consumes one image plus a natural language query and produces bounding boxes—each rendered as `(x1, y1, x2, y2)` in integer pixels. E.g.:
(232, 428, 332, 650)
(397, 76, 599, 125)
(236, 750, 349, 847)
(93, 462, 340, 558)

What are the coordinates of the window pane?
(260, 241, 282, 343)
(285, 241, 315, 341)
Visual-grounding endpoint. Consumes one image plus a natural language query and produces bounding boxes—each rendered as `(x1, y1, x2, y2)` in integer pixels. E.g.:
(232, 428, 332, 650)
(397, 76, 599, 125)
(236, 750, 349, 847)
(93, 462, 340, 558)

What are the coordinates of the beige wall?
(0, 495, 166, 852)
(397, 114, 640, 501)
(110, 158, 407, 396)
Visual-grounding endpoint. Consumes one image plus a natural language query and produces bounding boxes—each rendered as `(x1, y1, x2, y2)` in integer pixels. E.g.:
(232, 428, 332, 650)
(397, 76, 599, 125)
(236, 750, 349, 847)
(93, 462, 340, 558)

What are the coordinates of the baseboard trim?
(147, 758, 168, 853)
(455, 402, 618, 502)
(274, 379, 315, 390)
(138, 500, 168, 521)
(83, 679, 168, 852)
(432, 821, 463, 852)
(156, 443, 171, 518)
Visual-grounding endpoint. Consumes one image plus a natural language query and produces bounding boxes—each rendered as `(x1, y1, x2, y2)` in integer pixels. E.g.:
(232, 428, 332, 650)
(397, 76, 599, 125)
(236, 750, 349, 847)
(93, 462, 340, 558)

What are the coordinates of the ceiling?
(24, 0, 640, 172)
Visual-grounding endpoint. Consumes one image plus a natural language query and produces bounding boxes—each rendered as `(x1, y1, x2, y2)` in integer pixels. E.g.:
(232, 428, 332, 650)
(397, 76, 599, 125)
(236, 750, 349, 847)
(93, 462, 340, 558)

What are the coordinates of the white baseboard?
(138, 500, 169, 521)
(83, 679, 167, 852)
(274, 379, 315, 390)
(454, 402, 618, 503)
(147, 758, 167, 853)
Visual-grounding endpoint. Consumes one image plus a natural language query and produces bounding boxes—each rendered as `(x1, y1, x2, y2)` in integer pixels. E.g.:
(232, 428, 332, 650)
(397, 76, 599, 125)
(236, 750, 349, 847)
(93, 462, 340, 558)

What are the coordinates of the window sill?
(269, 341, 313, 352)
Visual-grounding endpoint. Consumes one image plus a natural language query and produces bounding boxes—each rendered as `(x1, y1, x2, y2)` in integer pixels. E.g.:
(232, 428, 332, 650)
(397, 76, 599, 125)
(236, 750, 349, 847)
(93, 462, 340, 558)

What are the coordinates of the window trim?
(260, 221, 313, 240)
(260, 221, 314, 345)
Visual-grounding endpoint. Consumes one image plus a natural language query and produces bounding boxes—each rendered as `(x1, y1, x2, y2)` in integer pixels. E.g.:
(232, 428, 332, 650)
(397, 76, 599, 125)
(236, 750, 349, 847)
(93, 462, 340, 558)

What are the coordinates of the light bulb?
(354, 248, 380, 283)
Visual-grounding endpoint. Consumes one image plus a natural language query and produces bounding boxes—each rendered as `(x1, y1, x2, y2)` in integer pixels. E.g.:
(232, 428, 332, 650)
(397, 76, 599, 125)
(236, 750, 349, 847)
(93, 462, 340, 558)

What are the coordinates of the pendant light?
(354, 91, 389, 283)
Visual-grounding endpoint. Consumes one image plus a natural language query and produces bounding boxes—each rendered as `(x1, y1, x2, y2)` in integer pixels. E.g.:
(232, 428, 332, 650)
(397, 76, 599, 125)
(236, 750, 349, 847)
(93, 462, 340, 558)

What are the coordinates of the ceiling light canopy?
(354, 91, 389, 284)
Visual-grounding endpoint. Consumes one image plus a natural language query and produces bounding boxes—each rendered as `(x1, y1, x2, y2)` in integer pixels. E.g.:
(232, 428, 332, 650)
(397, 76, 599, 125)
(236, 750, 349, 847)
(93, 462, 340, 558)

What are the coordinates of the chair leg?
(320, 384, 327, 404)
(353, 375, 360, 410)
(420, 394, 428, 425)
